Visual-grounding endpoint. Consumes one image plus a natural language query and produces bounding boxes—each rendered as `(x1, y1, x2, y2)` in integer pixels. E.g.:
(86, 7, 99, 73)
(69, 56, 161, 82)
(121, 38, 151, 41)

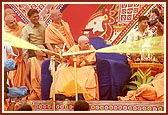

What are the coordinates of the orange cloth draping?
(45, 20, 75, 50)
(4, 21, 25, 111)
(118, 72, 164, 101)
(4, 21, 25, 37)
(50, 45, 99, 100)
(5, 21, 26, 87)
(150, 72, 164, 101)
(27, 57, 41, 100)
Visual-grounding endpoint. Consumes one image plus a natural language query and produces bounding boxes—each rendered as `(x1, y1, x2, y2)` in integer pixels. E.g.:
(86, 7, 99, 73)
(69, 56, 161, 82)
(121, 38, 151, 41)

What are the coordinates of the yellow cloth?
(5, 21, 26, 87)
(118, 72, 164, 101)
(50, 45, 99, 100)
(28, 57, 41, 100)
(45, 20, 75, 49)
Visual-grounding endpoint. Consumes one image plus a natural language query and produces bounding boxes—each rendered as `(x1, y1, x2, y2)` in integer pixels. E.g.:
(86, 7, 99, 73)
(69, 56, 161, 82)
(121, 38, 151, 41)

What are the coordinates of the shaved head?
(5, 15, 18, 29)
(50, 9, 62, 24)
(78, 35, 90, 50)
(5, 15, 15, 22)
(78, 35, 89, 44)
(4, 8, 16, 18)
(50, 9, 61, 16)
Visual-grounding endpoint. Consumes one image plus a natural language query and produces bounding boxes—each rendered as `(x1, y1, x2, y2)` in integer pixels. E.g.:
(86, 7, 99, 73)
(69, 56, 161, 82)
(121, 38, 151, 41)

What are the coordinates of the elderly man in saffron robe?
(4, 8, 25, 29)
(41, 9, 75, 100)
(45, 9, 75, 53)
(50, 35, 99, 100)
(4, 14, 25, 110)
(4, 15, 26, 87)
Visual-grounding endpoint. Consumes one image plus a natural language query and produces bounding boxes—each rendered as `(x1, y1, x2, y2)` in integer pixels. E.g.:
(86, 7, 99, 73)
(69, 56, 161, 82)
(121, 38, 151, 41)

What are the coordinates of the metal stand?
(73, 55, 78, 101)
(48, 50, 95, 102)
(61, 50, 95, 102)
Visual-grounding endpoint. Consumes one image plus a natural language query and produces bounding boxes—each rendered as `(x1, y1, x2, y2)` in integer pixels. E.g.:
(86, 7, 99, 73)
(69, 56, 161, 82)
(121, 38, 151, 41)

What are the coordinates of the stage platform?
(20, 100, 164, 111)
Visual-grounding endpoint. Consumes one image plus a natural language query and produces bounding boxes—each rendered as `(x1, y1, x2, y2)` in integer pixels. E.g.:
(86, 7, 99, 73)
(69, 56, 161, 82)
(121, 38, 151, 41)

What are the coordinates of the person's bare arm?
(46, 43, 54, 52)
(80, 54, 95, 66)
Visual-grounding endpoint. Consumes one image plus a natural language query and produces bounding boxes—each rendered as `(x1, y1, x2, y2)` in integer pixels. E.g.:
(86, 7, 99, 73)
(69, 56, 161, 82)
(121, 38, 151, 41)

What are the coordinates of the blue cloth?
(97, 59, 131, 100)
(41, 60, 52, 100)
(7, 86, 28, 98)
(4, 59, 16, 70)
(89, 37, 111, 50)
(89, 37, 128, 64)
(41, 59, 59, 100)
(89, 37, 131, 100)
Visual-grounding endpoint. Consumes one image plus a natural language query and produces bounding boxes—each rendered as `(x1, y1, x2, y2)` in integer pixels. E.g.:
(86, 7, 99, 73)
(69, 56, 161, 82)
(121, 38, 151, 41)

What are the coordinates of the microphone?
(41, 49, 61, 60)
(62, 50, 95, 57)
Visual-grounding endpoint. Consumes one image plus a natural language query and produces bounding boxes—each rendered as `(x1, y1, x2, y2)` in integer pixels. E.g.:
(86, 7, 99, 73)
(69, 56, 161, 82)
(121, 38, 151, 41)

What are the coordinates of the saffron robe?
(45, 20, 75, 50)
(27, 57, 42, 100)
(5, 21, 26, 87)
(118, 72, 164, 101)
(50, 45, 99, 100)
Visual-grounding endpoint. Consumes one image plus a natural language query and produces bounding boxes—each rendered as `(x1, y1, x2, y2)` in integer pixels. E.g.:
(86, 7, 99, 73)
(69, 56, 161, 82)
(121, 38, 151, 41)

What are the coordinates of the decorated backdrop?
(4, 3, 164, 44)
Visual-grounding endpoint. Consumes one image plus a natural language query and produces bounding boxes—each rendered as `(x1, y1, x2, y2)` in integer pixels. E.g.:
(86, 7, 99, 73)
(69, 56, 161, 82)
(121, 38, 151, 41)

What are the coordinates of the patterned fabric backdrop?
(4, 3, 164, 44)
(7, 4, 66, 24)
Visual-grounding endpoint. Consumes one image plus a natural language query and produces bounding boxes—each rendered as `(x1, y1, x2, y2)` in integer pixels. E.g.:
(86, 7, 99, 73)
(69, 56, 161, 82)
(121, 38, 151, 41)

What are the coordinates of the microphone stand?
(45, 50, 95, 103)
(61, 50, 95, 102)
(72, 54, 78, 101)
(50, 56, 56, 111)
